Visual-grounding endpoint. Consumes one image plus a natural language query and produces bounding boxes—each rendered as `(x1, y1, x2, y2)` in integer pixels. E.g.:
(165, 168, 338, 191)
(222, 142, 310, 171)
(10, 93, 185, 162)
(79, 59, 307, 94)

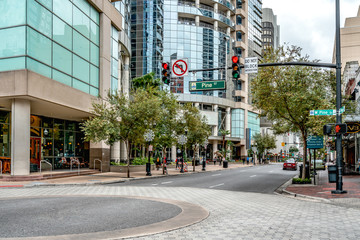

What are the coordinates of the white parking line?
(250, 175, 257, 178)
(161, 181, 173, 185)
(209, 183, 224, 188)
(212, 174, 221, 176)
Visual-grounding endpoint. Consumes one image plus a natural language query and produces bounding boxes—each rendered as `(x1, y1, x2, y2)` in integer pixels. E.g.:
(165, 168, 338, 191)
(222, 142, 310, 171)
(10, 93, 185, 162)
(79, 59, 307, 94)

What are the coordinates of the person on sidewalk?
(246, 157, 249, 165)
(156, 157, 161, 170)
(213, 157, 217, 165)
(243, 158, 245, 165)
(175, 158, 179, 169)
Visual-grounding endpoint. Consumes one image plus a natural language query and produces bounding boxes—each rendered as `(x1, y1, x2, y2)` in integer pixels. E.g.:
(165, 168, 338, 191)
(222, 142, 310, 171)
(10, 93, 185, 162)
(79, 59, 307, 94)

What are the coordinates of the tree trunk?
(126, 140, 131, 178)
(301, 130, 307, 180)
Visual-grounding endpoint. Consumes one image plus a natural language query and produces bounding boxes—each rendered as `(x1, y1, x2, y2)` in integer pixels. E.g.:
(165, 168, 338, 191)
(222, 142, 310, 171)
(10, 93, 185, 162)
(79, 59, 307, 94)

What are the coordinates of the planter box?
(110, 165, 154, 173)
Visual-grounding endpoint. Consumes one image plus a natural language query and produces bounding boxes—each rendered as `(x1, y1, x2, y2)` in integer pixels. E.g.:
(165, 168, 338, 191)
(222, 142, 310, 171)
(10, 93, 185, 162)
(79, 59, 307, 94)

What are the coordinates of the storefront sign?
(347, 122, 360, 133)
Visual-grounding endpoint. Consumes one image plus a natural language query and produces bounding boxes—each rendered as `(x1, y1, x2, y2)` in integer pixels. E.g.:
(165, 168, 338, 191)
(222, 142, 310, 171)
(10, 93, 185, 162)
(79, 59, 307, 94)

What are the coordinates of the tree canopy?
(251, 45, 336, 178)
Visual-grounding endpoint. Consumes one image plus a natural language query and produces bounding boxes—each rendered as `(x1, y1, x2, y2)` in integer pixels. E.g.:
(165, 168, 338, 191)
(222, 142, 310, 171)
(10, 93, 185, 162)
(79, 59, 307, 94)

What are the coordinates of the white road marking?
(151, 184, 158, 186)
(209, 183, 224, 188)
(269, 171, 273, 173)
(212, 174, 221, 176)
(250, 175, 257, 178)
(161, 181, 173, 185)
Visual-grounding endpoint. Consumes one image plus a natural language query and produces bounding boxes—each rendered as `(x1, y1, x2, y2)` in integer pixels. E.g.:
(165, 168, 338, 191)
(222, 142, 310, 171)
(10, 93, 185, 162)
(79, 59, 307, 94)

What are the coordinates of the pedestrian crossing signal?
(162, 62, 171, 85)
(232, 56, 240, 79)
(335, 123, 347, 134)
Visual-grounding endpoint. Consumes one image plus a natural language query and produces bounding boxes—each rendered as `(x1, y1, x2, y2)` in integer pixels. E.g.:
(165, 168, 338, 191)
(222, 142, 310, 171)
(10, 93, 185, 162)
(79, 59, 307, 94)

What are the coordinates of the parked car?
(283, 159, 297, 171)
(310, 159, 326, 170)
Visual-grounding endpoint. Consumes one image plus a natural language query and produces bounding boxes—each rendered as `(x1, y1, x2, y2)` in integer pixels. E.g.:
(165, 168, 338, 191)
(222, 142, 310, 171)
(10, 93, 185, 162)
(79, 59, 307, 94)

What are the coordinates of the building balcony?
(236, 8, 247, 19)
(235, 24, 246, 34)
(235, 40, 246, 50)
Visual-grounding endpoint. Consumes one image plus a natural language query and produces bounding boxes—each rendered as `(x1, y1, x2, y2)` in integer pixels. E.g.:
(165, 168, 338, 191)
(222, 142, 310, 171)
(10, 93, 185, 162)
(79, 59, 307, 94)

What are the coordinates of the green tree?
(253, 133, 276, 163)
(250, 45, 335, 179)
(81, 88, 162, 178)
(289, 146, 299, 153)
(131, 72, 162, 89)
(181, 103, 212, 171)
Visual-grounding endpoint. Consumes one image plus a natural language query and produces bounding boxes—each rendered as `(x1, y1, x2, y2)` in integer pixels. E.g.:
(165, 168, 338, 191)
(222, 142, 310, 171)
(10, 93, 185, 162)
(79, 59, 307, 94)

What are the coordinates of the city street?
(1, 164, 360, 239)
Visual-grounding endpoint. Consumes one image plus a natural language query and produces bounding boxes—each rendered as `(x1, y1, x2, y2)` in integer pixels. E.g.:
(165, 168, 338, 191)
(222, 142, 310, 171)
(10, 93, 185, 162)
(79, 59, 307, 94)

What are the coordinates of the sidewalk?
(284, 170, 360, 200)
(0, 162, 251, 188)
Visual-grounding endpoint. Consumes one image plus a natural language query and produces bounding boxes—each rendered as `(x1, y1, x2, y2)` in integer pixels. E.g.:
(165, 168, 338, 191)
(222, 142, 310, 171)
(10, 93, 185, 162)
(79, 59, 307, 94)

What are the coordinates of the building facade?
(0, 0, 131, 176)
(159, 0, 261, 161)
(261, 8, 279, 50)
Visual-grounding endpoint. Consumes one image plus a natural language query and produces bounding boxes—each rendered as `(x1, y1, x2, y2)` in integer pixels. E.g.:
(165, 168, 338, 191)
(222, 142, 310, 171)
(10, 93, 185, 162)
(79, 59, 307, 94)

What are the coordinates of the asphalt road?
(0, 196, 181, 238)
(110, 163, 298, 194)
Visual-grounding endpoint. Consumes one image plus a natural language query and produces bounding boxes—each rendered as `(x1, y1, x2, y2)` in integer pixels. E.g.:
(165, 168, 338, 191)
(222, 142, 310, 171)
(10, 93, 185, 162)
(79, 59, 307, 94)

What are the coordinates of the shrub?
(292, 178, 312, 184)
(110, 161, 127, 166)
(132, 157, 154, 165)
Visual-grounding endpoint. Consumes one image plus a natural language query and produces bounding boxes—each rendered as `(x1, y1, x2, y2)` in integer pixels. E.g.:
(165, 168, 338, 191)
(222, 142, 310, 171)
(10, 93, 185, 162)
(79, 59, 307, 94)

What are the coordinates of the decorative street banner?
(189, 80, 225, 91)
(306, 135, 324, 149)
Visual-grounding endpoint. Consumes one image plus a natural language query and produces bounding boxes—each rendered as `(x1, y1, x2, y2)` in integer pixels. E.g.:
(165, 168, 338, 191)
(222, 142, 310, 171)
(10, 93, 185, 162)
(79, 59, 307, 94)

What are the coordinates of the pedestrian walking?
(156, 157, 161, 170)
(242, 158, 245, 165)
(246, 157, 249, 165)
(213, 157, 217, 165)
(175, 158, 179, 169)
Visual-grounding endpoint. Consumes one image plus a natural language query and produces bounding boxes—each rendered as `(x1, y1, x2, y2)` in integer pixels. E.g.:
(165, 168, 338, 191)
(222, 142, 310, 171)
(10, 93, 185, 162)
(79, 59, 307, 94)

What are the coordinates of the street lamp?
(144, 129, 155, 176)
(177, 134, 187, 173)
(202, 139, 208, 171)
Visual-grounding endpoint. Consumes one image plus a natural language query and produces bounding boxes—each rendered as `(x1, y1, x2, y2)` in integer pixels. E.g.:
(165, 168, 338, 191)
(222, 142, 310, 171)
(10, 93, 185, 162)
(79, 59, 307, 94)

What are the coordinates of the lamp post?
(144, 129, 155, 176)
(177, 134, 187, 173)
(202, 139, 208, 171)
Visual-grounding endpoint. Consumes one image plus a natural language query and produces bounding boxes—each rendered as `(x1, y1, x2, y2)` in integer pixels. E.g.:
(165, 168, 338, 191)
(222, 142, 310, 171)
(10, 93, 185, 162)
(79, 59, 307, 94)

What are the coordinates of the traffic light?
(231, 56, 240, 79)
(162, 62, 170, 85)
(323, 124, 332, 135)
(335, 123, 347, 134)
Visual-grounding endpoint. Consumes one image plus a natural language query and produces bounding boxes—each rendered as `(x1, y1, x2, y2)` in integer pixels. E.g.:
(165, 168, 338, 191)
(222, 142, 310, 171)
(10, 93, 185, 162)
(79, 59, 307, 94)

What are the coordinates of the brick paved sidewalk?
(285, 170, 360, 199)
(0, 162, 251, 187)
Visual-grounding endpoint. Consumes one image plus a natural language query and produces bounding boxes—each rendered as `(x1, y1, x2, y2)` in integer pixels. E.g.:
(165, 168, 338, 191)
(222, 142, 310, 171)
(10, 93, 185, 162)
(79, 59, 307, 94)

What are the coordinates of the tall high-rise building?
(262, 8, 280, 50)
(0, 0, 131, 176)
(131, 0, 261, 161)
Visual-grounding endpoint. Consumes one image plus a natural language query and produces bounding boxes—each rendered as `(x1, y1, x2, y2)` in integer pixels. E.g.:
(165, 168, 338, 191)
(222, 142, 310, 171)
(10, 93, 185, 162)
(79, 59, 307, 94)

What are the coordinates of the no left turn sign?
(171, 58, 188, 77)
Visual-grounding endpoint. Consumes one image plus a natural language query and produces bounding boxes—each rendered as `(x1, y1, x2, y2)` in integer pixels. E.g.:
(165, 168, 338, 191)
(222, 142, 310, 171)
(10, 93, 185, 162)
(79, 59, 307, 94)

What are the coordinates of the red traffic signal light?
(162, 62, 170, 85)
(335, 123, 347, 134)
(232, 56, 239, 63)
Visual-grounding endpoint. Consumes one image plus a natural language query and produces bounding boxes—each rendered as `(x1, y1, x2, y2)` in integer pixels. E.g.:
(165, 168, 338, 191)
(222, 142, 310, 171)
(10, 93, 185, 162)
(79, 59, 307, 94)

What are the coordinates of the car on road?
(311, 159, 326, 170)
(283, 159, 297, 171)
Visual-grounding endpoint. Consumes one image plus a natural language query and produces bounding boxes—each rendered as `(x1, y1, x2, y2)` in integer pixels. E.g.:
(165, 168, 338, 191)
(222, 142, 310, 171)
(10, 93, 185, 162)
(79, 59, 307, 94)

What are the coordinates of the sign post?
(306, 136, 324, 185)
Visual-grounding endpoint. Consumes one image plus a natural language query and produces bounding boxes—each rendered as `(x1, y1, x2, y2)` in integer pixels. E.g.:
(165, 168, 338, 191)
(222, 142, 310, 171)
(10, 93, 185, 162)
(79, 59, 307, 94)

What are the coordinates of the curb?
(275, 178, 331, 203)
(14, 165, 246, 188)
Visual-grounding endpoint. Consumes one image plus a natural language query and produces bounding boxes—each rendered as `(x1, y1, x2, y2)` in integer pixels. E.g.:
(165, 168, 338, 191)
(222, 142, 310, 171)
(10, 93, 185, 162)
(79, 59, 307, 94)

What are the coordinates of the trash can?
(223, 161, 228, 168)
(299, 164, 310, 179)
(328, 165, 337, 183)
(30, 163, 38, 172)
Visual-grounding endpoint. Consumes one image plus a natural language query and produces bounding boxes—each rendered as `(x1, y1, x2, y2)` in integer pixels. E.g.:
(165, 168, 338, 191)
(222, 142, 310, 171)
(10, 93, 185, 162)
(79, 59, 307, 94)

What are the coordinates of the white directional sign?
(244, 57, 258, 74)
(171, 58, 189, 77)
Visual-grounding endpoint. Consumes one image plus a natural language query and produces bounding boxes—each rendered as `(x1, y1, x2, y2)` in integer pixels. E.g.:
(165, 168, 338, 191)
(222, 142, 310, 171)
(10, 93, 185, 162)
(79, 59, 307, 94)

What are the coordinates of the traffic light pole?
(333, 0, 346, 194)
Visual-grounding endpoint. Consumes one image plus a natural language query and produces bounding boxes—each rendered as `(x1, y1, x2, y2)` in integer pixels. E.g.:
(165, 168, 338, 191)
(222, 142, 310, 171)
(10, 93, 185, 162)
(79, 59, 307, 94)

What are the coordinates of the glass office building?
(0, 0, 130, 176)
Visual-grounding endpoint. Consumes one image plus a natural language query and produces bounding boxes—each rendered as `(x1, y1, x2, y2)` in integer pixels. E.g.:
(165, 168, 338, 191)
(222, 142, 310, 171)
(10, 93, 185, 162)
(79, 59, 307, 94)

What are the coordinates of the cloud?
(262, 0, 359, 63)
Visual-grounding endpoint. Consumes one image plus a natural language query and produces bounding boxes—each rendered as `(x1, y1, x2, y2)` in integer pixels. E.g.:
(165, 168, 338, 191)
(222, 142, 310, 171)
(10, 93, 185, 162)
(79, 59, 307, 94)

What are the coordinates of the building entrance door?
(30, 137, 41, 167)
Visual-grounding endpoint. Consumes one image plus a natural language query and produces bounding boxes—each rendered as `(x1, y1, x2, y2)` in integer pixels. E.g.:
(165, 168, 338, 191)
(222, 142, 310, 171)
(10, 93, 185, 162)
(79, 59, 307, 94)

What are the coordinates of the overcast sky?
(262, 0, 359, 63)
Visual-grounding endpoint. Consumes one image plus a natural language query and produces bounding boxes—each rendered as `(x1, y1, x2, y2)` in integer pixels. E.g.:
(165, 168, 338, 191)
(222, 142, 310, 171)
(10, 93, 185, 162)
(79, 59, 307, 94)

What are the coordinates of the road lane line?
(212, 174, 221, 176)
(250, 175, 257, 178)
(269, 171, 273, 173)
(209, 183, 224, 188)
(161, 181, 173, 185)
(151, 184, 158, 186)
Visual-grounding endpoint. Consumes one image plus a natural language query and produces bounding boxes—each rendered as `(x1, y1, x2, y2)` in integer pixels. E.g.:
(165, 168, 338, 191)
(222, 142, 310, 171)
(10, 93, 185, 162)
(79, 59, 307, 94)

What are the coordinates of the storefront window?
(30, 115, 88, 170)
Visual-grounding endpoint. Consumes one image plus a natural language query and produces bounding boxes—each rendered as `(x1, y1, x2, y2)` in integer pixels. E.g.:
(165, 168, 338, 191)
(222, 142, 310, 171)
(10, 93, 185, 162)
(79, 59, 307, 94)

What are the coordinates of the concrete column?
(195, 16, 200, 27)
(11, 99, 30, 175)
(227, 10, 231, 18)
(122, 56, 130, 96)
(120, 141, 127, 161)
(214, 21, 218, 31)
(99, 13, 111, 97)
(90, 141, 110, 172)
(213, 104, 218, 136)
(213, 140, 218, 159)
(194, 102, 199, 109)
(195, 0, 200, 8)
(171, 145, 176, 161)
(214, 3, 218, 13)
(226, 107, 231, 136)
(111, 141, 120, 163)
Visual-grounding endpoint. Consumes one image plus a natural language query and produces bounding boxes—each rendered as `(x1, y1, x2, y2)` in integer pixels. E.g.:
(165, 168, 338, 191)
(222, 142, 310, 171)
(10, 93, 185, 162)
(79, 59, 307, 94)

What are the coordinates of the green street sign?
(189, 80, 226, 91)
(310, 106, 345, 116)
(307, 135, 324, 149)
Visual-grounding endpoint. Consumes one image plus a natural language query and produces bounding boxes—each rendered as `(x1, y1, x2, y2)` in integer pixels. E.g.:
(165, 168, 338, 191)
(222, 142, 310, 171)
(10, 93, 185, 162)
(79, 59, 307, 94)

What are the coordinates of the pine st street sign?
(189, 80, 226, 91)
(310, 106, 345, 116)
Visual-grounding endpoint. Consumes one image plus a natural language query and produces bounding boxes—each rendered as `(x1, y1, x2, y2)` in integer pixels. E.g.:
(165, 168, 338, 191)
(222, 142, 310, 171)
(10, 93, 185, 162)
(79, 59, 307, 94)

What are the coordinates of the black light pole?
(202, 139, 208, 171)
(177, 134, 187, 173)
(333, 0, 346, 194)
(144, 129, 155, 176)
